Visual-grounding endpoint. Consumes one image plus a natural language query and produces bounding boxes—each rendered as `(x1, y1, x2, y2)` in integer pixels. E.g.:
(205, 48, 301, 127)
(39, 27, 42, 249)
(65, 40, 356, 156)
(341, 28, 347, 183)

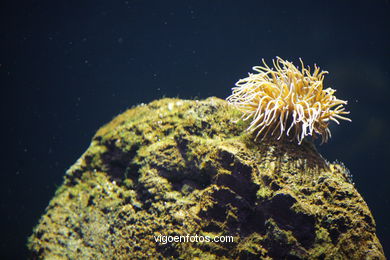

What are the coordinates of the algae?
(28, 97, 385, 259)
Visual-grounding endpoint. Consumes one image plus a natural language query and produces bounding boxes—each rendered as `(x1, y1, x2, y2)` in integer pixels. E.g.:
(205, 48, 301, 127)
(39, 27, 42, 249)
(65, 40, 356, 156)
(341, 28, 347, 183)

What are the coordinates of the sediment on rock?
(28, 97, 385, 259)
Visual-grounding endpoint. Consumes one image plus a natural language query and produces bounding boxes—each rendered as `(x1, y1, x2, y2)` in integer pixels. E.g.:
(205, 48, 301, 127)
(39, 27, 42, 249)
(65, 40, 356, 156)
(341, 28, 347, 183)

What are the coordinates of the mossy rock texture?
(28, 97, 385, 259)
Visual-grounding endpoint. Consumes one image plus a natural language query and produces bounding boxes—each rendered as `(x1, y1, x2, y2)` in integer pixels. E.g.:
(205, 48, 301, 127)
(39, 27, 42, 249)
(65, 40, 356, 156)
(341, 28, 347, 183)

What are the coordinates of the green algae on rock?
(28, 97, 385, 259)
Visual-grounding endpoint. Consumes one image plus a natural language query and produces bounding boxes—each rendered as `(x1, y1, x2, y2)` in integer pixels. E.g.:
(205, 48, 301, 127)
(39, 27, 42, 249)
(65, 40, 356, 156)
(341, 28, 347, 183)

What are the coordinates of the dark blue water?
(1, 0, 389, 258)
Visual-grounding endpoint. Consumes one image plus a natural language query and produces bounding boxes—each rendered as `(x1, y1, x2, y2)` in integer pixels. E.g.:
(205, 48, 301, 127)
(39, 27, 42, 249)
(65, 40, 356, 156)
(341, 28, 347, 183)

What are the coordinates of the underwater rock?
(28, 97, 385, 259)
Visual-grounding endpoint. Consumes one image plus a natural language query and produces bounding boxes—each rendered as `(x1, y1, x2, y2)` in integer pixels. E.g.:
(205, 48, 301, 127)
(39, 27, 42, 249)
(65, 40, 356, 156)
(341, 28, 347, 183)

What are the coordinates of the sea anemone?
(227, 57, 351, 144)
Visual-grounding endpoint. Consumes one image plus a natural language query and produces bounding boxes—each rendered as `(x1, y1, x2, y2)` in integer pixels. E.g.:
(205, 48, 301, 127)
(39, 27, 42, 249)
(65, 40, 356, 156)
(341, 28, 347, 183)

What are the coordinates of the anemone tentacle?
(227, 57, 351, 144)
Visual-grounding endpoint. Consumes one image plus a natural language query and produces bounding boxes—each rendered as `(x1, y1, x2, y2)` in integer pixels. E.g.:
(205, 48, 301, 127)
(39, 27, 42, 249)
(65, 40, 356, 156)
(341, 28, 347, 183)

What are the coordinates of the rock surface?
(28, 97, 385, 259)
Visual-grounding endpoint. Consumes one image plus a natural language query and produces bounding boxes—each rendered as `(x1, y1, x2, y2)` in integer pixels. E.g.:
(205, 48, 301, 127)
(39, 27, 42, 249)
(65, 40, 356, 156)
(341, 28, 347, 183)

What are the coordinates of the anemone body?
(227, 57, 351, 144)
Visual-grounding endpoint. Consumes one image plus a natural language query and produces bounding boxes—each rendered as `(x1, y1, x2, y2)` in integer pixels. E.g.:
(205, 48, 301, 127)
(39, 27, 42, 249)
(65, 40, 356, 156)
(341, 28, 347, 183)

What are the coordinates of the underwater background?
(1, 0, 389, 258)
